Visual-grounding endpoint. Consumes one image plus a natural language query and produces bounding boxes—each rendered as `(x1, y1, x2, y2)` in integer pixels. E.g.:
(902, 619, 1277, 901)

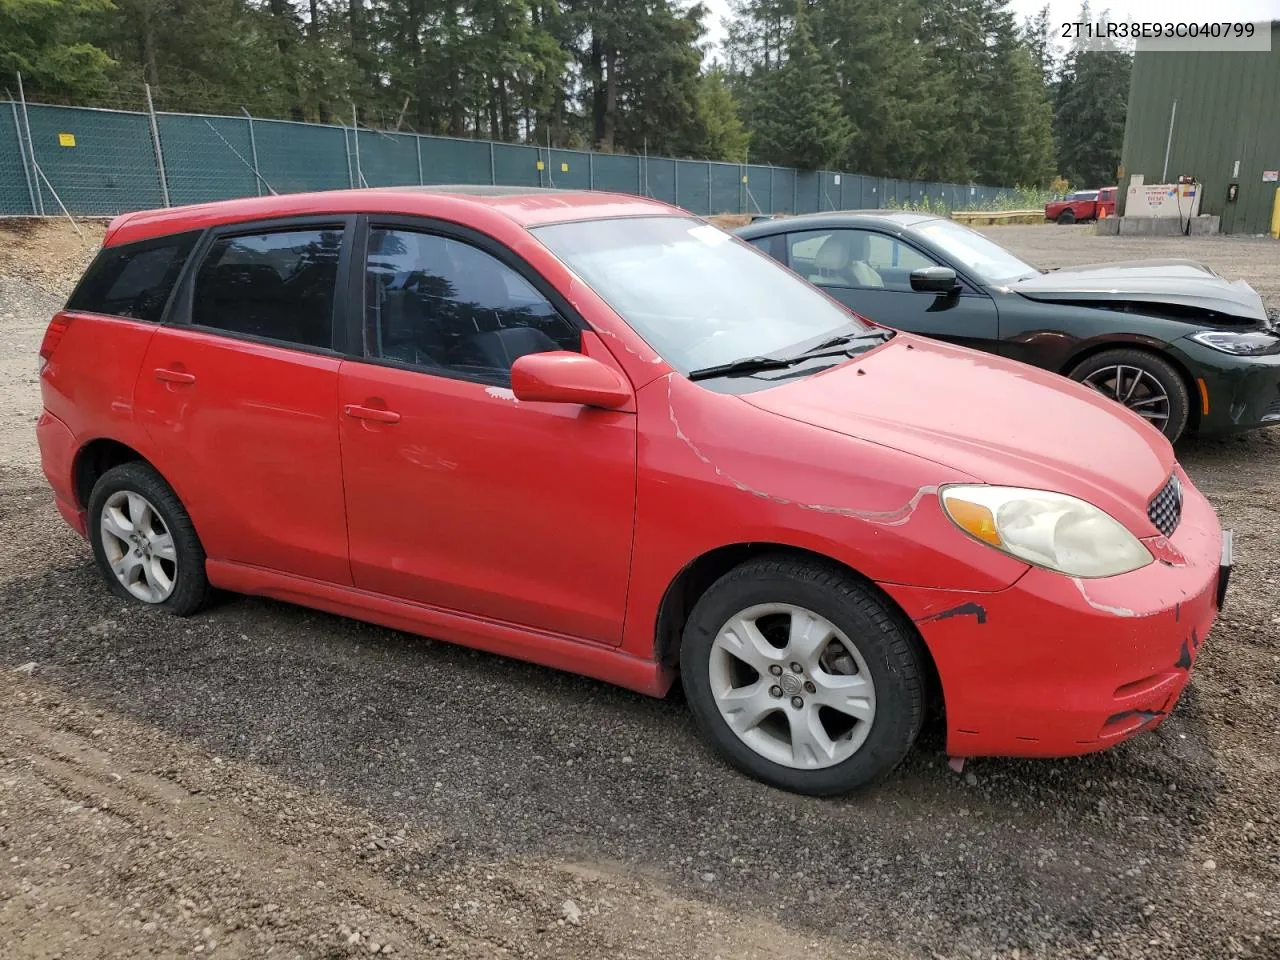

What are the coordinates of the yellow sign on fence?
(58, 133, 76, 148)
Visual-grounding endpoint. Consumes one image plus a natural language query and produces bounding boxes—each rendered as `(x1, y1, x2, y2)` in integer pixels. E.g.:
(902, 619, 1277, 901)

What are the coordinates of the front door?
(133, 220, 354, 584)
(784, 228, 1000, 353)
(337, 222, 638, 645)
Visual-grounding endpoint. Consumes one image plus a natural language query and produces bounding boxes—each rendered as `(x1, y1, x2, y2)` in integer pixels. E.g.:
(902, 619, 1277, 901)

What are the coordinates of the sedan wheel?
(1081, 364, 1171, 433)
(1068, 348, 1191, 442)
(709, 602, 876, 770)
(680, 555, 926, 796)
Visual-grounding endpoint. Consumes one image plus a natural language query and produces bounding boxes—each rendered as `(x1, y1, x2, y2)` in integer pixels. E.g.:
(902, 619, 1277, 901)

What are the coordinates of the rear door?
(783, 227, 1000, 352)
(133, 216, 355, 584)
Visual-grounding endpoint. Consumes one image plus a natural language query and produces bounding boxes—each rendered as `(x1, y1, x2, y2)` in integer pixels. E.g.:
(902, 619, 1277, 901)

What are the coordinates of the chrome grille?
(1148, 474, 1183, 538)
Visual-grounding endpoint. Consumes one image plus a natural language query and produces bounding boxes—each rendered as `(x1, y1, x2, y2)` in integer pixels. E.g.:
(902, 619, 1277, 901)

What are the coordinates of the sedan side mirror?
(510, 351, 633, 409)
(910, 266, 960, 294)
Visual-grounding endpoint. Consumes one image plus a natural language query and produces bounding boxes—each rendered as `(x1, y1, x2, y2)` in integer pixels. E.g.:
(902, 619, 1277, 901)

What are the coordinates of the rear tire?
(87, 462, 211, 616)
(1057, 209, 1076, 224)
(1068, 348, 1191, 442)
(679, 555, 926, 796)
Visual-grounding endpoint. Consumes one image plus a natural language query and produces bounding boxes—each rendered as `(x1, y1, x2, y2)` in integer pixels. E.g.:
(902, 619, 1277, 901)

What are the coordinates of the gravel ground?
(2, 219, 1279, 960)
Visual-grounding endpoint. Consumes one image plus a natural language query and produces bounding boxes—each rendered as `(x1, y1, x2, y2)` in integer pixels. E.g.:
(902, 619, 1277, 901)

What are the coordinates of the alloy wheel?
(1081, 364, 1171, 433)
(708, 602, 876, 770)
(99, 490, 178, 603)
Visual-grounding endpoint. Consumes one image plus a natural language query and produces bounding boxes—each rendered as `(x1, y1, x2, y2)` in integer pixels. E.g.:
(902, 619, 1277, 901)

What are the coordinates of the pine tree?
(748, 1, 852, 170)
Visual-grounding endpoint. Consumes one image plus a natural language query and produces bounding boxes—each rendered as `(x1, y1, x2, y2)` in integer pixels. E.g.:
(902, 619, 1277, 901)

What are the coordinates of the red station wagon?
(36, 186, 1233, 795)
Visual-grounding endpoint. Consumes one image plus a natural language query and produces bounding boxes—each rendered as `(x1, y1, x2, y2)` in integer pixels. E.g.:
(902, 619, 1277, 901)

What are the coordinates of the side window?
(66, 231, 200, 322)
(787, 229, 939, 292)
(746, 234, 785, 263)
(191, 227, 343, 350)
(363, 227, 580, 383)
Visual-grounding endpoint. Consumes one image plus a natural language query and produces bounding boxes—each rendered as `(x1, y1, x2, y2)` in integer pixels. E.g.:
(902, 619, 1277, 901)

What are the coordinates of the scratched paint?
(1071, 578, 1136, 618)
(665, 376, 938, 526)
(484, 386, 518, 403)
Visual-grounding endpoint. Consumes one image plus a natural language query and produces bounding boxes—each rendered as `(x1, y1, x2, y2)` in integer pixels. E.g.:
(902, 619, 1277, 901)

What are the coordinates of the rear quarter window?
(65, 231, 201, 323)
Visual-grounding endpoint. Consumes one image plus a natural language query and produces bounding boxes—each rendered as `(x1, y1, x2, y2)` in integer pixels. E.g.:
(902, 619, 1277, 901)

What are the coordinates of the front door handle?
(344, 404, 401, 424)
(155, 367, 196, 384)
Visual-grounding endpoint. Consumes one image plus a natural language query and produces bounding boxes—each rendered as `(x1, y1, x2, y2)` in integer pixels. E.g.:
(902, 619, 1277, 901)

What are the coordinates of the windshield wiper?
(788, 329, 892, 359)
(687, 330, 894, 382)
(686, 355, 797, 380)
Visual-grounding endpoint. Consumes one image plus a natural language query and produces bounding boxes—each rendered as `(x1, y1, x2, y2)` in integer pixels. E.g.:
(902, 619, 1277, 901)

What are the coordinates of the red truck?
(1045, 186, 1117, 223)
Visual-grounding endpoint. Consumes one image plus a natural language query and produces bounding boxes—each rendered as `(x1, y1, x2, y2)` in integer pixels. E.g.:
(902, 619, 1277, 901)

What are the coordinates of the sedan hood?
(742, 335, 1175, 534)
(1010, 259, 1268, 324)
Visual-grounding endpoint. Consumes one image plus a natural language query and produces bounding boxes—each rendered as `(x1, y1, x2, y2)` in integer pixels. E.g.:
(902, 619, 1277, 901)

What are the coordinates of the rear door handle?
(155, 367, 196, 384)
(344, 404, 401, 424)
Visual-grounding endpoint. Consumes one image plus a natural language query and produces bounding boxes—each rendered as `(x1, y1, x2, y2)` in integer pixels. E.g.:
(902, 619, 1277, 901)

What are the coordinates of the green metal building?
(1118, 21, 1280, 235)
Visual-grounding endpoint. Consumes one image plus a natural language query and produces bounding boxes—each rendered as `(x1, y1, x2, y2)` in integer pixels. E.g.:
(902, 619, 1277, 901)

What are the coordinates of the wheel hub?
(708, 602, 877, 771)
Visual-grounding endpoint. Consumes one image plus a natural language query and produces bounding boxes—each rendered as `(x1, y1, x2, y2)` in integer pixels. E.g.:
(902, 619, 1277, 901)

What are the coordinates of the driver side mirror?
(910, 266, 960, 294)
(510, 352, 633, 409)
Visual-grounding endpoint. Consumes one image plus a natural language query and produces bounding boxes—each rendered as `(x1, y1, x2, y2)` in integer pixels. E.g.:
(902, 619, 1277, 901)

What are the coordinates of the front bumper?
(1172, 337, 1280, 436)
(882, 467, 1228, 758)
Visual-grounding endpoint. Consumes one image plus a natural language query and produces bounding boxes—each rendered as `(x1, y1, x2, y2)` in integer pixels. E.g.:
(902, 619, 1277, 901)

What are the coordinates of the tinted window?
(66, 231, 199, 322)
(363, 228, 579, 383)
(787, 229, 937, 291)
(191, 228, 343, 349)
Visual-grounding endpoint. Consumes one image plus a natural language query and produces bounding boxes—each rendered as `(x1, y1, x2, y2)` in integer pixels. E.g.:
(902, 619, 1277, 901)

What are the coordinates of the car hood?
(741, 335, 1174, 534)
(1009, 258, 1268, 324)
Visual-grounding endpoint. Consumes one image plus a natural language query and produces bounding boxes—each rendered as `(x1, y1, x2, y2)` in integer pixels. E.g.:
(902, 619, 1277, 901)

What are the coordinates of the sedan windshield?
(531, 215, 871, 374)
(914, 218, 1040, 285)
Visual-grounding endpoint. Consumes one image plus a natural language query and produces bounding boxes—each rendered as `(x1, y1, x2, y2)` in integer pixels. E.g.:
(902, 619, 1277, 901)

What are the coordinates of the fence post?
(588, 152, 594, 190)
(241, 108, 262, 197)
(706, 163, 712, 216)
(16, 73, 45, 216)
(351, 102, 363, 187)
(144, 83, 170, 207)
(673, 159, 679, 206)
(9, 100, 38, 216)
(416, 135, 423, 185)
(489, 142, 496, 185)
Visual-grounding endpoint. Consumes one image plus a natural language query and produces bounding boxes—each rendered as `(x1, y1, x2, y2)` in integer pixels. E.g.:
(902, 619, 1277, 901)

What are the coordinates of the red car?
(1045, 186, 1117, 223)
(36, 186, 1232, 796)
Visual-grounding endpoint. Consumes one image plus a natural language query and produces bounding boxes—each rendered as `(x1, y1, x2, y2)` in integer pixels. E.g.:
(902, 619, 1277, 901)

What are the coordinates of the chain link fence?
(1, 98, 1020, 220)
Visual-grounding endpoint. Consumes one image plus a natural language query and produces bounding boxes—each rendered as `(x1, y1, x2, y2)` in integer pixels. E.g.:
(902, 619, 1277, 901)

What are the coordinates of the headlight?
(1187, 330, 1280, 356)
(940, 485, 1153, 578)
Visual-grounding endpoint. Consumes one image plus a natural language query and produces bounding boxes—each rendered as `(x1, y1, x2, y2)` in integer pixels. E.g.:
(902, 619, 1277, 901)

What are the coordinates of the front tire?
(1068, 348, 1190, 442)
(87, 462, 211, 616)
(679, 555, 926, 796)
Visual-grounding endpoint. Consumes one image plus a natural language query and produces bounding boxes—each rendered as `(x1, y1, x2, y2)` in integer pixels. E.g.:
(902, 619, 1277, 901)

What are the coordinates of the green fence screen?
(1, 101, 1018, 218)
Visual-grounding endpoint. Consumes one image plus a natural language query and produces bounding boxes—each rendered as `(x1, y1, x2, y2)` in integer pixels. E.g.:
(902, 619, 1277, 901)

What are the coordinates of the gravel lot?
(1, 218, 1278, 960)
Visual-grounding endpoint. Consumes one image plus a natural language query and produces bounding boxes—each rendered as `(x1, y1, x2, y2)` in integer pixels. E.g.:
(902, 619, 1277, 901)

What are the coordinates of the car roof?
(733, 209, 945, 238)
(103, 185, 682, 247)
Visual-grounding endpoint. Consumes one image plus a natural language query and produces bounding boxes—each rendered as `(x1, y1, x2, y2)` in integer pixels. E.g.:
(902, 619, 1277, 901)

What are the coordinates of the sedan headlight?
(940, 485, 1153, 578)
(1187, 330, 1280, 357)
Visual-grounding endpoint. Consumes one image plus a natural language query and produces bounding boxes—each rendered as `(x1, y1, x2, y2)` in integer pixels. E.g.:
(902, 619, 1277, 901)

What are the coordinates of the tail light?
(38, 314, 72, 375)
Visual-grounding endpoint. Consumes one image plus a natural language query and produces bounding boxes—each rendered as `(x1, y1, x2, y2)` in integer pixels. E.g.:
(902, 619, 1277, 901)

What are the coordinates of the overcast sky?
(699, 0, 1280, 57)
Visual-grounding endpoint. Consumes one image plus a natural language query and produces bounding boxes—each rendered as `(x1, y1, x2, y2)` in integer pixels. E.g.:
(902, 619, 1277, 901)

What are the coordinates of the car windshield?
(913, 218, 1040, 285)
(530, 215, 870, 374)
